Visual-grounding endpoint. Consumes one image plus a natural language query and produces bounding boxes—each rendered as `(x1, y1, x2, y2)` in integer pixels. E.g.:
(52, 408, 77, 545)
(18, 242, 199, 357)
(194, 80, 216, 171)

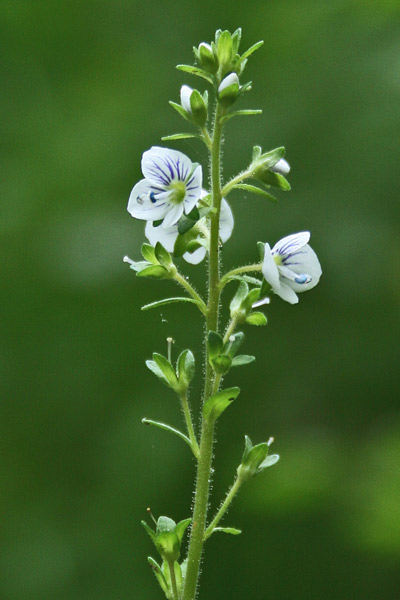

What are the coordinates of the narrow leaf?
(145, 360, 171, 388)
(233, 183, 278, 202)
(203, 387, 240, 422)
(259, 454, 280, 469)
(212, 527, 242, 535)
(141, 297, 201, 311)
(161, 133, 201, 141)
(229, 274, 263, 286)
(258, 171, 291, 191)
(142, 418, 192, 449)
(231, 354, 256, 367)
(141, 243, 158, 264)
(240, 40, 264, 62)
(153, 353, 178, 388)
(221, 109, 262, 124)
(147, 557, 169, 596)
(169, 101, 191, 121)
(177, 349, 195, 386)
(208, 331, 224, 358)
(176, 64, 215, 84)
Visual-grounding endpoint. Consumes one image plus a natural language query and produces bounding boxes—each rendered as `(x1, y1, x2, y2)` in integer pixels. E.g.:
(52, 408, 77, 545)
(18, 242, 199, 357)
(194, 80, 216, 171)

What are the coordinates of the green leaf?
(141, 297, 202, 311)
(175, 518, 192, 543)
(137, 265, 170, 279)
(240, 40, 264, 62)
(231, 27, 242, 54)
(147, 557, 169, 597)
(208, 331, 223, 358)
(230, 281, 249, 315)
(154, 242, 172, 267)
(257, 171, 291, 191)
(177, 349, 195, 387)
(142, 418, 192, 450)
(210, 354, 232, 375)
(233, 183, 277, 202)
(177, 206, 200, 235)
(212, 527, 242, 535)
(259, 454, 280, 469)
(246, 312, 268, 326)
(220, 109, 262, 124)
(242, 288, 260, 310)
(229, 274, 263, 286)
(224, 331, 244, 358)
(142, 521, 157, 543)
(141, 243, 158, 264)
(257, 241, 265, 261)
(146, 360, 172, 388)
(176, 64, 215, 84)
(258, 146, 285, 168)
(231, 354, 256, 367)
(153, 353, 179, 389)
(252, 145, 262, 161)
(161, 133, 201, 142)
(169, 101, 191, 122)
(203, 387, 240, 422)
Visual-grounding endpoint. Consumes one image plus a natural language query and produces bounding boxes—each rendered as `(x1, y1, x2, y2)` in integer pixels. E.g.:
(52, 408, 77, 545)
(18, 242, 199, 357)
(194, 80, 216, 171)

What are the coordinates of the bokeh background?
(2, 1, 399, 598)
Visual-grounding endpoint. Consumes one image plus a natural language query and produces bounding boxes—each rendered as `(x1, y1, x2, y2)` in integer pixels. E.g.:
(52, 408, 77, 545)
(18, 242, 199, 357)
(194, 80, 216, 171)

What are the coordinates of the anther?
(295, 274, 311, 284)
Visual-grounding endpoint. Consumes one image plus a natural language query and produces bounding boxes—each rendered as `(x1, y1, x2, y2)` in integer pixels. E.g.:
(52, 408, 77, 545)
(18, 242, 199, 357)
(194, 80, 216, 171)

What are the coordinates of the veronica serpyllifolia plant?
(124, 28, 322, 600)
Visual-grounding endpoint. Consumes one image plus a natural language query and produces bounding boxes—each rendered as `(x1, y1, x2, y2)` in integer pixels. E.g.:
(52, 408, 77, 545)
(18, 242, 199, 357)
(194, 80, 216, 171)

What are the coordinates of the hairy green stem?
(221, 167, 254, 196)
(219, 263, 262, 290)
(182, 102, 225, 600)
(173, 272, 208, 315)
(204, 474, 243, 540)
(180, 392, 200, 459)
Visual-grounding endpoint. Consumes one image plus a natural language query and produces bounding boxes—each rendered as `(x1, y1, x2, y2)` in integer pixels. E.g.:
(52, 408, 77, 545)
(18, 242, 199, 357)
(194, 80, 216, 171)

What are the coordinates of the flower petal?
(219, 199, 234, 243)
(128, 179, 170, 221)
(261, 243, 280, 290)
(271, 158, 290, 175)
(145, 221, 178, 252)
(282, 244, 322, 292)
(272, 231, 310, 257)
(184, 247, 207, 264)
(274, 281, 299, 304)
(180, 85, 193, 113)
(184, 164, 203, 213)
(162, 203, 184, 228)
(142, 146, 193, 186)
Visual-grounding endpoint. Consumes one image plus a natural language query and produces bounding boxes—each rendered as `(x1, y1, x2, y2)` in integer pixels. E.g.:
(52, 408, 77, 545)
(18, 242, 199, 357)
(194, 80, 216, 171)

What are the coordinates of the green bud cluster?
(230, 281, 268, 327)
(207, 330, 255, 375)
(250, 146, 291, 190)
(146, 348, 195, 395)
(125, 242, 176, 280)
(237, 435, 280, 482)
(142, 515, 191, 599)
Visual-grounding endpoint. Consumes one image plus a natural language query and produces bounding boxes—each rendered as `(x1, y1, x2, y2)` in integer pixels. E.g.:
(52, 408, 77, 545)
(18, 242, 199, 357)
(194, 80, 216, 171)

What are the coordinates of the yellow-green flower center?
(168, 180, 186, 205)
(273, 254, 283, 266)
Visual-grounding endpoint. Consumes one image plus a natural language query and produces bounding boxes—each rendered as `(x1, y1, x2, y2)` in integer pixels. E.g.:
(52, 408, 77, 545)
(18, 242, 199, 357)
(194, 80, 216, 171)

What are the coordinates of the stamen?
(295, 274, 311, 284)
(150, 192, 157, 203)
(123, 255, 134, 265)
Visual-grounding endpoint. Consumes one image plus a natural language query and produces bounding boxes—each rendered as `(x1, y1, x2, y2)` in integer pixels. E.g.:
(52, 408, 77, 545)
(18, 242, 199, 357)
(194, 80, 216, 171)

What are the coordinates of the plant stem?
(221, 167, 254, 196)
(182, 102, 225, 600)
(180, 392, 200, 459)
(174, 271, 208, 316)
(219, 263, 262, 290)
(203, 474, 243, 540)
(168, 561, 179, 600)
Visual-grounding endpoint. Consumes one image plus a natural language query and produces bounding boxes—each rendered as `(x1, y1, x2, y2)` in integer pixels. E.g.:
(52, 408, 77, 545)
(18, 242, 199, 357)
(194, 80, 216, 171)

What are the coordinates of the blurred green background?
(1, 1, 400, 598)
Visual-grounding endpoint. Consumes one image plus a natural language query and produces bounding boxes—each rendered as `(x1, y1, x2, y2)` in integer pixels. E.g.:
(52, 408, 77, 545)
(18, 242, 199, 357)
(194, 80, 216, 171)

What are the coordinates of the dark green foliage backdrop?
(1, 1, 399, 598)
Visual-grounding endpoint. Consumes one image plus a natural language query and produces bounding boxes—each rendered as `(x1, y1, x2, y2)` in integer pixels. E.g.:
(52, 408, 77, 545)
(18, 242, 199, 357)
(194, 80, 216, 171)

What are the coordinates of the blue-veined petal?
(162, 203, 184, 228)
(281, 244, 322, 292)
(272, 231, 310, 258)
(128, 179, 169, 221)
(142, 147, 193, 186)
(183, 164, 203, 214)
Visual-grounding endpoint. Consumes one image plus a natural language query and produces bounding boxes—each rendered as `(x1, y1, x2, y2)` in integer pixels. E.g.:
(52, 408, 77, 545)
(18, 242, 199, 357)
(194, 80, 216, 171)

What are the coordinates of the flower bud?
(237, 435, 279, 481)
(216, 30, 234, 75)
(198, 42, 218, 73)
(180, 85, 208, 127)
(218, 73, 240, 108)
(270, 158, 290, 175)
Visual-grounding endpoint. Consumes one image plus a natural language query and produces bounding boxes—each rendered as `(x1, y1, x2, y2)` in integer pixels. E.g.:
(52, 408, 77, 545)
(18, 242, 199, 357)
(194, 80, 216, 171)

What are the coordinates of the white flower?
(271, 158, 290, 175)
(145, 193, 234, 265)
(262, 232, 322, 304)
(180, 85, 193, 113)
(127, 146, 203, 228)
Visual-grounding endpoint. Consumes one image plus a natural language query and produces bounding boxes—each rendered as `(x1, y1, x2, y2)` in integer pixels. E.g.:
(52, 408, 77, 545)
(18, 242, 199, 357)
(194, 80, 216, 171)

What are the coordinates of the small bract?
(128, 146, 203, 228)
(262, 232, 322, 304)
